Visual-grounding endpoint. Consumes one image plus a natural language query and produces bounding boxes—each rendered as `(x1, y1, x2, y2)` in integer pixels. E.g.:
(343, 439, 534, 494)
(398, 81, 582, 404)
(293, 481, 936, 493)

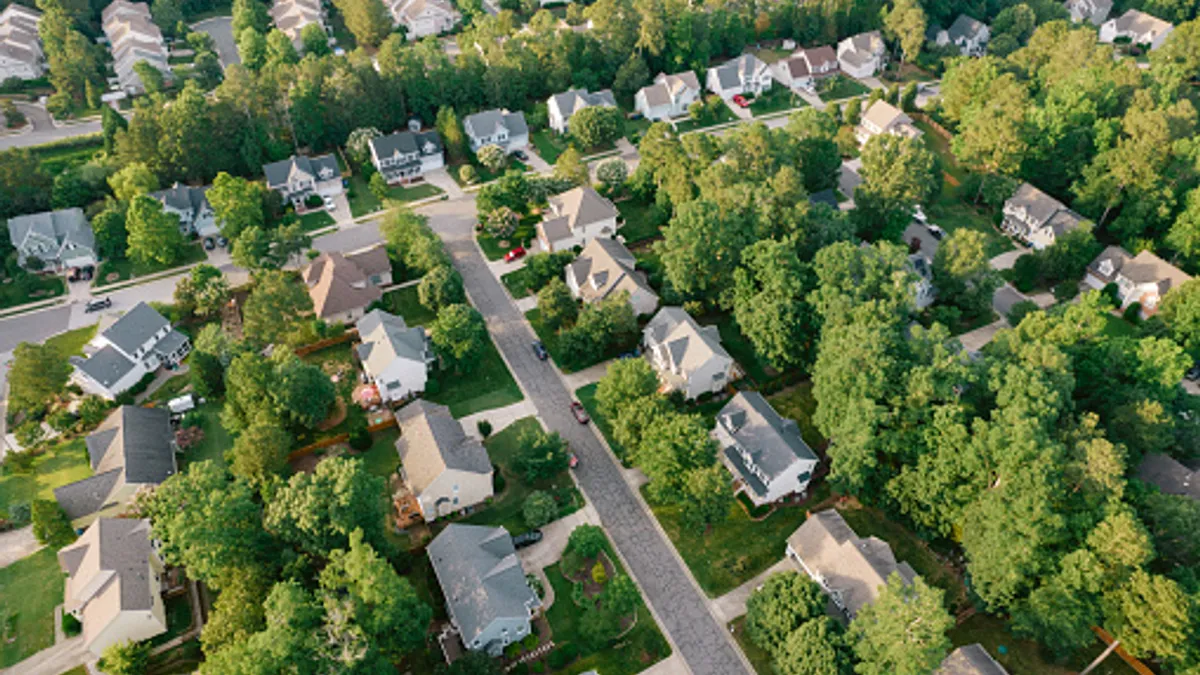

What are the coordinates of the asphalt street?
(192, 16, 240, 69)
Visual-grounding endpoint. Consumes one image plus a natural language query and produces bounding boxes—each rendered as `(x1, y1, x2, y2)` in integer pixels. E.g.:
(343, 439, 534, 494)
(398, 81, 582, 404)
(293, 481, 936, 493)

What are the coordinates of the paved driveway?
(192, 16, 239, 69)
(989, 248, 1027, 271)
(992, 284, 1028, 317)
(903, 222, 939, 260)
(839, 159, 863, 199)
(0, 526, 40, 568)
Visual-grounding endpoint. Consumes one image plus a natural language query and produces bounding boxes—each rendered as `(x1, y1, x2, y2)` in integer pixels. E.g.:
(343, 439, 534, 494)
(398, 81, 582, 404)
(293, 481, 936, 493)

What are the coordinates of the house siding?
(418, 468, 493, 520)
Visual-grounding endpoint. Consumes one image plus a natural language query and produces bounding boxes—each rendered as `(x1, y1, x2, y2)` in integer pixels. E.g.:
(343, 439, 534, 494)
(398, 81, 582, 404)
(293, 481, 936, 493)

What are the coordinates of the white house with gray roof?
(1085, 246, 1192, 316)
(356, 309, 433, 403)
(928, 14, 989, 56)
(772, 46, 839, 93)
(395, 400, 493, 521)
(1100, 9, 1174, 50)
(1065, 0, 1112, 26)
(6, 207, 96, 272)
(389, 0, 460, 39)
(706, 54, 773, 100)
(1001, 182, 1086, 249)
(714, 392, 819, 507)
(566, 238, 659, 316)
(463, 109, 528, 153)
(58, 518, 167, 655)
(150, 182, 217, 237)
(837, 30, 887, 78)
(427, 524, 540, 656)
(263, 153, 343, 208)
(369, 129, 445, 184)
(70, 302, 191, 399)
(635, 71, 702, 121)
(643, 307, 736, 400)
(536, 185, 619, 253)
(53, 406, 176, 527)
(547, 88, 616, 134)
(938, 645, 1011, 675)
(786, 509, 918, 620)
(0, 4, 45, 81)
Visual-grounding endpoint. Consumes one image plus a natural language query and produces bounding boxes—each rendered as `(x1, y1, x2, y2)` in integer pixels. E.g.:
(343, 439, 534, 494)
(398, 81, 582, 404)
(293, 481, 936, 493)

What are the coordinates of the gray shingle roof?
(1138, 453, 1200, 500)
(546, 185, 618, 232)
(91, 405, 176, 484)
(101, 302, 169, 356)
(58, 518, 162, 642)
(549, 89, 616, 118)
(72, 346, 137, 390)
(369, 130, 444, 160)
(356, 309, 429, 376)
(263, 154, 340, 188)
(947, 14, 986, 42)
(427, 524, 538, 649)
(395, 400, 492, 496)
(1006, 183, 1065, 227)
(712, 54, 767, 90)
(6, 208, 94, 260)
(150, 182, 210, 217)
(463, 110, 527, 141)
(715, 392, 817, 489)
(938, 645, 1010, 675)
(53, 469, 122, 521)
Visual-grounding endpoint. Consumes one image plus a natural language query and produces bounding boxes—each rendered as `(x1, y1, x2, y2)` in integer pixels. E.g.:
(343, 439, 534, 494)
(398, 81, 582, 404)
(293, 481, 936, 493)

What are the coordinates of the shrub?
(459, 165, 478, 185)
(5, 501, 31, 526)
(477, 419, 493, 438)
(505, 642, 522, 659)
(547, 643, 579, 669)
(571, 580, 588, 607)
(1124, 302, 1143, 324)
(424, 377, 441, 395)
(14, 420, 46, 449)
(47, 409, 77, 433)
(1007, 300, 1039, 327)
(62, 612, 82, 637)
(1011, 253, 1041, 293)
(531, 661, 545, 673)
(522, 490, 558, 528)
(31, 499, 75, 547)
(591, 560, 608, 585)
(522, 633, 539, 650)
(348, 414, 372, 450)
(174, 426, 205, 450)
(1053, 281, 1078, 303)
(568, 524, 606, 558)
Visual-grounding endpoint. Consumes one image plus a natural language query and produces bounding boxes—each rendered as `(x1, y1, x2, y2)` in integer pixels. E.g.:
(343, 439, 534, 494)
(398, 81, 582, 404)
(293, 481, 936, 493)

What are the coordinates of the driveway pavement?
(710, 558, 794, 624)
(798, 89, 826, 110)
(329, 193, 352, 224)
(517, 504, 601, 572)
(523, 145, 553, 173)
(423, 168, 465, 200)
(458, 399, 537, 440)
(958, 318, 1006, 354)
(192, 16, 239, 69)
(0, 526, 40, 568)
(989, 248, 1027, 271)
(422, 198, 753, 675)
(839, 159, 863, 200)
(993, 284, 1028, 317)
(0, 635, 88, 675)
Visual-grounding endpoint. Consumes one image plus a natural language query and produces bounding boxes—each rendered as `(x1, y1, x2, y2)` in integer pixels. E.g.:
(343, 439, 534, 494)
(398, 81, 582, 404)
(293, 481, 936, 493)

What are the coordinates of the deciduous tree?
(430, 303, 488, 373)
(745, 571, 826, 655)
(847, 575, 953, 675)
(126, 195, 184, 266)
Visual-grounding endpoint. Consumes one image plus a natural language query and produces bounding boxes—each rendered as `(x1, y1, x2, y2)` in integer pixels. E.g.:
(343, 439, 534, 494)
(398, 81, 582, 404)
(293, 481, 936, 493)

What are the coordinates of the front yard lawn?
(501, 266, 534, 299)
(45, 325, 96, 358)
(531, 129, 569, 165)
(0, 438, 92, 517)
(751, 87, 805, 116)
(673, 95, 737, 133)
(526, 308, 633, 373)
(426, 332, 523, 417)
(730, 616, 774, 675)
(0, 272, 65, 310)
(347, 174, 446, 218)
(477, 216, 539, 261)
(297, 209, 335, 232)
(378, 285, 436, 327)
(616, 198, 668, 244)
(94, 244, 207, 288)
(818, 75, 870, 102)
(0, 548, 62, 667)
(623, 114, 653, 144)
(927, 194, 1013, 258)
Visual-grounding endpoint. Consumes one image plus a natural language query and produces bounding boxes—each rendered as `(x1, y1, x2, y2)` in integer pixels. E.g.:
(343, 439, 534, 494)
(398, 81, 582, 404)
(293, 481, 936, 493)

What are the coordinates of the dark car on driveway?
(513, 149, 529, 162)
(532, 340, 549, 360)
(512, 530, 543, 549)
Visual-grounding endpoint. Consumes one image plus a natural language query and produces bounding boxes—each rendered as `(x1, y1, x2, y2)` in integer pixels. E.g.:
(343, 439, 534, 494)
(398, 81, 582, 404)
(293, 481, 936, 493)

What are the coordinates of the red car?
(732, 94, 750, 108)
(504, 246, 527, 262)
(570, 401, 590, 424)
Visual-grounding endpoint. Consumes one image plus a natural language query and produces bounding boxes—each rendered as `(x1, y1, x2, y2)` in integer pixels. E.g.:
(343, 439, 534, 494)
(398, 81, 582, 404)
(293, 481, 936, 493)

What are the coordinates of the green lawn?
(914, 119, 967, 185)
(674, 95, 738, 133)
(357, 428, 401, 480)
(94, 244, 207, 288)
(950, 613, 1139, 675)
(926, 195, 1013, 258)
(347, 174, 446, 218)
(427, 332, 523, 417)
(477, 216, 539, 261)
(750, 47, 792, 64)
(768, 382, 825, 448)
(0, 438, 92, 517)
(29, 134, 103, 174)
(501, 266, 534, 298)
(0, 548, 62, 666)
(378, 285, 436, 327)
(701, 314, 777, 385)
(462, 417, 582, 535)
(147, 373, 192, 404)
(297, 210, 335, 232)
(531, 129, 568, 165)
(730, 616, 774, 675)
(0, 271, 65, 310)
(1102, 313, 1138, 338)
(183, 402, 232, 469)
(623, 114, 653, 144)
(818, 75, 870, 102)
(45, 325, 96, 358)
(616, 198, 667, 243)
(751, 87, 806, 116)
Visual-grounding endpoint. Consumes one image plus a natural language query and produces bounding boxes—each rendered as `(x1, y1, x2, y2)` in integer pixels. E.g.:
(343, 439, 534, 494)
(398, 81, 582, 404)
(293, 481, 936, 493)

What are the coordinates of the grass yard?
(950, 614, 1139, 675)
(427, 332, 523, 417)
(94, 244, 207, 288)
(730, 616, 774, 675)
(0, 548, 62, 666)
(0, 438, 92, 516)
(616, 198, 667, 244)
(767, 381, 825, 448)
(378, 285, 436, 327)
(0, 271, 65, 310)
(297, 209, 334, 232)
(182, 401, 232, 469)
(751, 87, 806, 116)
(531, 129, 569, 165)
(45, 325, 96, 357)
(146, 373, 192, 404)
(1102, 313, 1138, 338)
(927, 195, 1013, 258)
(477, 216, 539, 261)
(357, 428, 400, 479)
(818, 75, 870, 102)
(914, 119, 967, 185)
(624, 116, 653, 144)
(701, 314, 777, 385)
(501, 266, 534, 298)
(750, 47, 792, 64)
(149, 593, 196, 648)
(347, 174, 446, 218)
(674, 95, 738, 133)
(30, 134, 103, 174)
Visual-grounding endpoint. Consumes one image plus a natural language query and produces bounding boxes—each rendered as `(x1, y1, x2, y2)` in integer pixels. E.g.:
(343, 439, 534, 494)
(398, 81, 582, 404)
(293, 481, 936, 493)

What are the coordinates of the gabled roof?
(355, 309, 428, 376)
(390, 0, 459, 22)
(947, 14, 987, 42)
(1064, 0, 1112, 25)
(150, 182, 210, 216)
(715, 392, 817, 487)
(711, 53, 769, 90)
(801, 45, 838, 70)
(638, 71, 701, 108)
(369, 130, 444, 160)
(644, 306, 731, 376)
(303, 248, 388, 319)
(938, 645, 1010, 675)
(463, 109, 528, 141)
(6, 208, 93, 256)
(548, 88, 616, 118)
(101, 302, 169, 356)
(1005, 183, 1067, 226)
(71, 348, 137, 391)
(1137, 453, 1200, 500)
(861, 100, 912, 132)
(52, 469, 123, 522)
(568, 238, 658, 307)
(546, 185, 618, 233)
(263, 154, 340, 189)
(427, 524, 538, 648)
(1087, 245, 1192, 293)
(394, 400, 492, 497)
(1109, 8, 1173, 36)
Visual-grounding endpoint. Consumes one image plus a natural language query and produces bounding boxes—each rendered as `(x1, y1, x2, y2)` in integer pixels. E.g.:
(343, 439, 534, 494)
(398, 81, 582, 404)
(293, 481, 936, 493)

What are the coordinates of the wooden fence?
(1090, 626, 1155, 675)
(286, 415, 398, 462)
(293, 329, 358, 357)
(910, 111, 953, 140)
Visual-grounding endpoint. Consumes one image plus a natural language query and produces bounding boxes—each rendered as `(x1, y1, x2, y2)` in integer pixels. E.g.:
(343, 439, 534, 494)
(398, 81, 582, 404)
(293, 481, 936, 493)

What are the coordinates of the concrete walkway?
(458, 399, 538, 439)
(799, 90, 826, 110)
(0, 525, 40, 568)
(135, 364, 190, 404)
(710, 558, 795, 624)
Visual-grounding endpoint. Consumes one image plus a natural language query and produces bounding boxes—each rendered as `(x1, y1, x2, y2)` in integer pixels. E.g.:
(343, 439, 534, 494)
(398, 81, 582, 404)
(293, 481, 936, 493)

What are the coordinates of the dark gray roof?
(712, 54, 767, 90)
(938, 645, 1009, 675)
(101, 302, 169, 356)
(369, 130, 443, 160)
(947, 14, 986, 42)
(724, 446, 768, 497)
(356, 309, 429, 373)
(263, 154, 340, 188)
(715, 392, 817, 480)
(53, 469, 122, 521)
(1138, 453, 1200, 500)
(86, 427, 120, 470)
(72, 346, 137, 389)
(153, 329, 189, 358)
(6, 208, 94, 256)
(809, 189, 840, 210)
(1006, 183, 1065, 227)
(150, 182, 210, 215)
(89, 406, 175, 484)
(427, 524, 538, 648)
(549, 89, 616, 118)
(463, 110, 528, 140)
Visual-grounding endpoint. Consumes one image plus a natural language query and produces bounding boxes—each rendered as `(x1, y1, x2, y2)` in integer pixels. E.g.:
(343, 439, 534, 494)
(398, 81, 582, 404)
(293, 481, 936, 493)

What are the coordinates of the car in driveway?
(1187, 363, 1200, 381)
(203, 237, 216, 250)
(732, 94, 750, 108)
(84, 297, 112, 313)
(505, 246, 526, 262)
(324, 196, 335, 210)
(927, 224, 946, 240)
(512, 530, 543, 549)
(513, 149, 529, 162)
(570, 401, 589, 424)
(532, 340, 549, 360)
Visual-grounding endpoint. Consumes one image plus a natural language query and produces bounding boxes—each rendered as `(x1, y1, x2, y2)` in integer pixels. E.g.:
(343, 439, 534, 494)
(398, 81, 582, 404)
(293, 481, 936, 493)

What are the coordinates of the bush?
(47, 409, 77, 433)
(5, 501, 31, 526)
(62, 612, 81, 637)
(1124, 302, 1143, 324)
(571, 580, 588, 607)
(174, 426, 205, 450)
(1102, 282, 1121, 307)
(348, 414, 372, 450)
(477, 419, 493, 438)
(547, 643, 579, 669)
(31, 499, 75, 547)
(568, 524, 606, 558)
(1011, 253, 1041, 293)
(523, 490, 558, 528)
(1007, 300, 1039, 327)
(459, 165, 479, 185)
(14, 420, 46, 449)
(591, 560, 607, 585)
(1053, 281, 1078, 303)
(522, 633, 539, 650)
(424, 377, 441, 395)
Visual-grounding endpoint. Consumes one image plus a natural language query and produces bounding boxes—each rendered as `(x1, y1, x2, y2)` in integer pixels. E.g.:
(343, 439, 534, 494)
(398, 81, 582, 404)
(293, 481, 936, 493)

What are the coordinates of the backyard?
(950, 614, 1139, 675)
(149, 593, 196, 648)
(94, 244, 208, 288)
(0, 548, 61, 666)
(356, 427, 401, 480)
(699, 313, 777, 386)
(0, 437, 92, 516)
(378, 285, 437, 327)
(615, 198, 667, 244)
(30, 134, 103, 174)
(182, 400, 232, 468)
(426, 332, 524, 417)
(767, 382, 824, 449)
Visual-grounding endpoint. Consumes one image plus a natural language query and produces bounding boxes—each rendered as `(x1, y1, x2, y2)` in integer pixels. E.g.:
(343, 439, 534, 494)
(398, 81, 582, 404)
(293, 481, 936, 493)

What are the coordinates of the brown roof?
(303, 247, 388, 319)
(803, 45, 838, 69)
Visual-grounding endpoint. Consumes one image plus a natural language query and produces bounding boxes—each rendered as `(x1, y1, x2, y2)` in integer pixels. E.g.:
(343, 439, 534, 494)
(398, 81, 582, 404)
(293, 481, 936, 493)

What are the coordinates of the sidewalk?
(560, 360, 611, 393)
(458, 399, 538, 439)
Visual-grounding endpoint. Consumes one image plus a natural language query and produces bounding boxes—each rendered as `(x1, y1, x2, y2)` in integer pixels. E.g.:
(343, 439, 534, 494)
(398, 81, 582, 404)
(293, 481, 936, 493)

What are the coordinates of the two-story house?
(855, 100, 922, 145)
(102, 0, 171, 94)
(772, 46, 838, 93)
(303, 246, 392, 323)
(388, 0, 460, 40)
(1100, 9, 1174, 50)
(270, 0, 327, 51)
(1001, 182, 1086, 249)
(643, 307, 736, 400)
(634, 71, 702, 121)
(565, 238, 659, 316)
(0, 4, 45, 81)
(356, 309, 433, 403)
(1064, 0, 1112, 25)
(928, 14, 990, 56)
(536, 185, 619, 252)
(70, 302, 191, 399)
(547, 88, 617, 134)
(150, 182, 218, 238)
(394, 400, 493, 522)
(58, 518, 167, 655)
(1085, 246, 1192, 317)
(53, 406, 176, 527)
(837, 30, 886, 78)
(463, 109, 529, 153)
(263, 153, 343, 208)
(714, 392, 819, 507)
(369, 129, 445, 184)
(6, 207, 96, 272)
(706, 53, 773, 100)
(428, 524, 541, 656)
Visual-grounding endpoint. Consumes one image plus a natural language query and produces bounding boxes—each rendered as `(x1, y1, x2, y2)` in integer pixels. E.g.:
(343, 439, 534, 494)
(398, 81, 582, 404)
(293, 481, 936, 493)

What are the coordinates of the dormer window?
(1098, 259, 1114, 277)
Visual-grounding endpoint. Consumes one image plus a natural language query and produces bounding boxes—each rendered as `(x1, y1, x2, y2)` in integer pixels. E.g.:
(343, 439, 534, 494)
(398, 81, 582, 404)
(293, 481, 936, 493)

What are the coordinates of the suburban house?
(6, 207, 96, 272)
(1084, 246, 1192, 316)
(927, 14, 990, 56)
(1001, 182, 1086, 249)
(263, 153, 343, 208)
(856, 100, 922, 144)
(786, 509, 918, 620)
(1100, 9, 1174, 50)
(1065, 0, 1112, 25)
(394, 400, 493, 523)
(0, 4, 44, 81)
(102, 0, 171, 94)
(70, 302, 191, 399)
(535, 185, 619, 252)
(643, 306, 736, 400)
(706, 53, 773, 100)
(52, 406, 176, 527)
(634, 71, 702, 121)
(837, 30, 886, 78)
(302, 247, 392, 323)
(463, 109, 529, 153)
(938, 645, 1011, 675)
(547, 88, 616, 134)
(369, 129, 445, 184)
(427, 524, 541, 656)
(150, 182, 217, 238)
(714, 392, 819, 507)
(270, 0, 327, 51)
(1137, 453, 1200, 501)
(388, 0, 461, 40)
(565, 238, 659, 316)
(58, 518, 167, 655)
(772, 46, 838, 93)
(355, 309, 433, 403)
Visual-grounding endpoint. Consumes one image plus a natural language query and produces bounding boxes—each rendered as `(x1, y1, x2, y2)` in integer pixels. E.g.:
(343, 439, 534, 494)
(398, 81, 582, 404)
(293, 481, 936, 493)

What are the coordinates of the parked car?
(532, 340, 549, 361)
(1187, 363, 1200, 381)
(324, 196, 335, 210)
(505, 246, 527, 262)
(732, 94, 750, 108)
(512, 530, 543, 549)
(513, 149, 529, 162)
(569, 452, 579, 468)
(203, 237, 216, 251)
(927, 224, 946, 240)
(570, 401, 589, 424)
(912, 205, 928, 223)
(84, 297, 112, 313)
(216, 236, 229, 248)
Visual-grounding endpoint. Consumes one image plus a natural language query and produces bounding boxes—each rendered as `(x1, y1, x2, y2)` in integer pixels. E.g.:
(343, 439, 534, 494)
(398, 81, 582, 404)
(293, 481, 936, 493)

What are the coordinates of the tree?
(596, 158, 628, 193)
(554, 146, 590, 186)
(854, 135, 937, 242)
(523, 490, 558, 528)
(613, 53, 650, 100)
(345, 127, 383, 166)
(745, 571, 827, 655)
(8, 341, 71, 416)
(232, 0, 271, 35)
(133, 60, 165, 93)
(733, 238, 813, 368)
(483, 205, 518, 239)
(1161, 278, 1200, 358)
(430, 304, 488, 373)
(951, 75, 1030, 194)
(191, 350, 226, 399)
(536, 277, 578, 331)
(333, 0, 392, 48)
(31, 499, 75, 547)
(265, 457, 390, 557)
(419, 265, 465, 312)
(126, 195, 184, 267)
(633, 412, 716, 502)
(883, 0, 926, 65)
(476, 170, 530, 216)
(931, 228, 1002, 320)
(227, 420, 291, 488)
(514, 426, 570, 482)
(242, 270, 313, 345)
(523, 251, 577, 291)
(570, 106, 624, 149)
(265, 29, 298, 67)
(271, 351, 336, 429)
(91, 202, 128, 260)
(101, 105, 128, 153)
(660, 199, 751, 304)
(438, 651, 503, 675)
(208, 172, 265, 239)
(107, 162, 158, 202)
(568, 524, 607, 558)
(847, 575, 953, 675)
(78, 395, 111, 428)
(476, 144, 507, 173)
(603, 574, 640, 617)
(237, 27, 266, 70)
(436, 107, 467, 163)
(776, 618, 854, 675)
(681, 464, 733, 533)
(174, 264, 231, 318)
(595, 357, 659, 420)
(98, 640, 151, 675)
(1102, 570, 1193, 662)
(299, 22, 330, 56)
